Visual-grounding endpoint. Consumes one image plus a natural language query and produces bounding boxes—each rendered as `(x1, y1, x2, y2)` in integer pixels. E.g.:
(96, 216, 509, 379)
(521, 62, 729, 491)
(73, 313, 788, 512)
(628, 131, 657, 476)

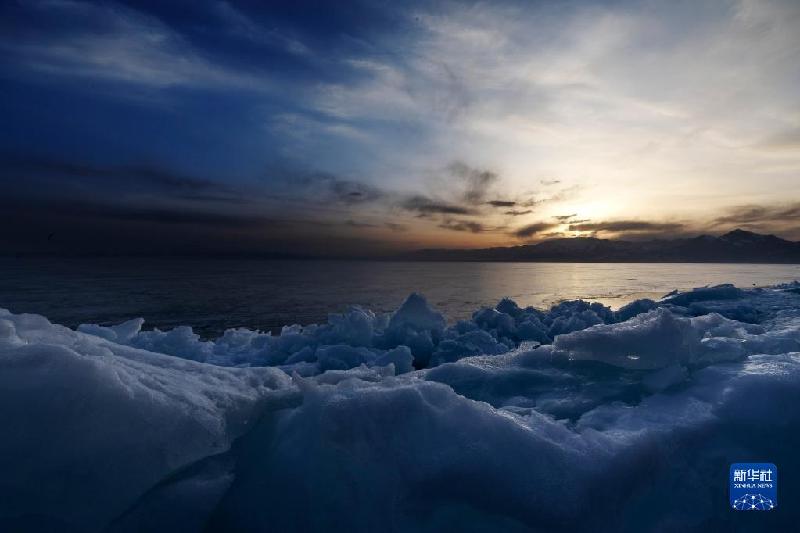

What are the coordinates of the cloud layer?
(1, 0, 799, 253)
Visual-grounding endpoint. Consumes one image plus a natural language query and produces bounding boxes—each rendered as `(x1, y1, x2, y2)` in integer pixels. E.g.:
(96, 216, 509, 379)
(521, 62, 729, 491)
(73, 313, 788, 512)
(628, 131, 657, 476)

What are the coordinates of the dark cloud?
(492, 186, 574, 214)
(714, 203, 800, 225)
(0, 154, 242, 203)
(711, 203, 800, 240)
(401, 195, 478, 216)
(292, 171, 384, 205)
(0, 196, 416, 257)
(343, 219, 378, 228)
(8, 199, 277, 229)
(554, 213, 577, 221)
(495, 196, 543, 211)
(404, 162, 562, 223)
(513, 222, 558, 238)
(568, 220, 686, 233)
(385, 222, 408, 232)
(439, 219, 485, 233)
(519, 198, 543, 208)
(101, 208, 273, 228)
(448, 162, 500, 205)
(342, 219, 408, 232)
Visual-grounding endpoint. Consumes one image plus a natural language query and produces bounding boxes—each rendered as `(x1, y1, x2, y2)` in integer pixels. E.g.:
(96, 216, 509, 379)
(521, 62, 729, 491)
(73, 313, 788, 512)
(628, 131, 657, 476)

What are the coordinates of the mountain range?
(403, 229, 800, 263)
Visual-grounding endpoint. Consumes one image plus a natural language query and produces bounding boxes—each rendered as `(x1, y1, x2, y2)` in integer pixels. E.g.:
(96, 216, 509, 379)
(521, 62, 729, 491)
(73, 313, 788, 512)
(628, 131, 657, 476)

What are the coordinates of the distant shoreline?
(2, 255, 800, 265)
(5, 229, 799, 263)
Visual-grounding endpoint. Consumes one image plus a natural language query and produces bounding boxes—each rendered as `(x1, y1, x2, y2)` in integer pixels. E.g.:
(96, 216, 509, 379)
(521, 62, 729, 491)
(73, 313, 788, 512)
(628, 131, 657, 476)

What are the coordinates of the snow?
(2, 283, 800, 531)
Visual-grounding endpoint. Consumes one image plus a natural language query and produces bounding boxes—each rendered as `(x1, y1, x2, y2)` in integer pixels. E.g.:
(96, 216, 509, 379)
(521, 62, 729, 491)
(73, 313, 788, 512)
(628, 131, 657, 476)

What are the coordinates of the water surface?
(1, 258, 798, 336)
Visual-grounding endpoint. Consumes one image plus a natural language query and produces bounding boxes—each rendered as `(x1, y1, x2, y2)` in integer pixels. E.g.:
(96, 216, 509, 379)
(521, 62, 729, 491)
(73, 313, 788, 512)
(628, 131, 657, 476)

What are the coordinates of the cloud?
(212, 1, 311, 55)
(294, 172, 384, 205)
(448, 162, 500, 205)
(712, 202, 800, 238)
(0, 196, 414, 257)
(385, 222, 408, 232)
(545, 185, 581, 204)
(265, 167, 386, 209)
(2, 198, 277, 229)
(341, 219, 408, 232)
(4, 0, 800, 253)
(714, 203, 800, 225)
(554, 213, 577, 221)
(568, 221, 686, 233)
(1, 155, 400, 240)
(513, 222, 558, 238)
(0, 154, 242, 203)
(4, 0, 800, 243)
(343, 219, 378, 228)
(438, 219, 485, 233)
(757, 127, 800, 151)
(401, 195, 478, 216)
(92, 207, 271, 228)
(0, 0, 271, 91)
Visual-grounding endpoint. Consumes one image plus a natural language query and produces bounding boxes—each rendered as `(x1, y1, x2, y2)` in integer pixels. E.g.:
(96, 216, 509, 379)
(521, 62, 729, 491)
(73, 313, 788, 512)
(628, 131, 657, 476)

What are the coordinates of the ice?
(75, 295, 448, 371)
(615, 298, 657, 322)
(0, 310, 295, 531)
(73, 291, 647, 372)
(660, 283, 745, 306)
(378, 292, 446, 367)
(430, 329, 510, 366)
(375, 345, 415, 374)
(74, 291, 649, 371)
(641, 363, 688, 392)
(553, 308, 700, 370)
(2, 283, 800, 531)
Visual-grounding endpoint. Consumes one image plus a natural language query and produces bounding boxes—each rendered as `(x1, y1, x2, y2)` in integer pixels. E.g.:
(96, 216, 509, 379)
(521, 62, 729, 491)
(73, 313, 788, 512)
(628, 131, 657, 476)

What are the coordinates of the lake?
(1, 258, 799, 337)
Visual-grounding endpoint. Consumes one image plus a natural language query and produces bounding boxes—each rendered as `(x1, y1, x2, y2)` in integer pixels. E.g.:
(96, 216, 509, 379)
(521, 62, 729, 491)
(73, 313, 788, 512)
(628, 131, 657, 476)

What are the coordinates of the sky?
(1, 0, 799, 256)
